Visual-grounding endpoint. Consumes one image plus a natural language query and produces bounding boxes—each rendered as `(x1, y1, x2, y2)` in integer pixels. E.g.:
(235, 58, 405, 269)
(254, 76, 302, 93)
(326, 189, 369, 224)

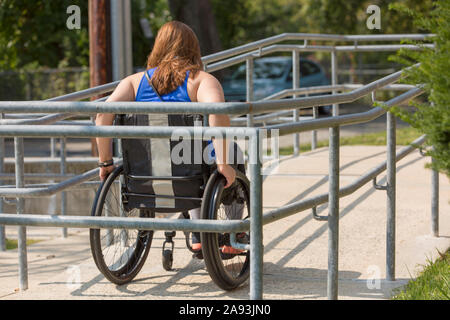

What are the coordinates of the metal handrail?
(266, 87, 423, 134)
(205, 43, 433, 72)
(0, 67, 408, 115)
(0, 213, 249, 233)
(0, 33, 439, 301)
(201, 33, 434, 64)
(0, 34, 433, 125)
(0, 87, 422, 140)
(262, 134, 427, 225)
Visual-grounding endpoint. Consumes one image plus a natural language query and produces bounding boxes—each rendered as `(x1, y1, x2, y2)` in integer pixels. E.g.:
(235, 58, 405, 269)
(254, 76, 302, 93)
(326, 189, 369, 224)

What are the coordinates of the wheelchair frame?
(89, 163, 251, 291)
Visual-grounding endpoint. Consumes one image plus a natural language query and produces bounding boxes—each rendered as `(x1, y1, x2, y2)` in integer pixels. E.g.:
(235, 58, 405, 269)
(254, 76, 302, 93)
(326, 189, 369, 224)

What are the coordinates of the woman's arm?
(95, 76, 135, 180)
(197, 73, 236, 188)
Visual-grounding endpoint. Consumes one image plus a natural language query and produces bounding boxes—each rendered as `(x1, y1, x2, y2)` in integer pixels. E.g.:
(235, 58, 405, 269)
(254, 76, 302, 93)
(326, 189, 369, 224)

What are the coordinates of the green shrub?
(387, 0, 450, 177)
(392, 250, 450, 300)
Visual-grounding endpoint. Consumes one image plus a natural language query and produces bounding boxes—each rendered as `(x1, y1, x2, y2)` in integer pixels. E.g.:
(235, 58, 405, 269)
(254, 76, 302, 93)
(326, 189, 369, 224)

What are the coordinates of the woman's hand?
(217, 163, 236, 188)
(99, 165, 115, 181)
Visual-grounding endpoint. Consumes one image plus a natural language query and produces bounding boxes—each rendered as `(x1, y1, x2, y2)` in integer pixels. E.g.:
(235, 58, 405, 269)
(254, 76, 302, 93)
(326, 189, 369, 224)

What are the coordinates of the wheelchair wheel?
(201, 170, 251, 291)
(89, 165, 154, 285)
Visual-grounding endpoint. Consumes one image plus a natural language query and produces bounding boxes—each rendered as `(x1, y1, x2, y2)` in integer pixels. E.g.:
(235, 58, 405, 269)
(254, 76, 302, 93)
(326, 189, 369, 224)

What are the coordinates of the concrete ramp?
(1, 146, 449, 300)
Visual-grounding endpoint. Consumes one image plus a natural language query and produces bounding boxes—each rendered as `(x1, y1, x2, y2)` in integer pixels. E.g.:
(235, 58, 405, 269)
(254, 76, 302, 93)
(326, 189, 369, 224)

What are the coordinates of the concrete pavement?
(1, 145, 449, 300)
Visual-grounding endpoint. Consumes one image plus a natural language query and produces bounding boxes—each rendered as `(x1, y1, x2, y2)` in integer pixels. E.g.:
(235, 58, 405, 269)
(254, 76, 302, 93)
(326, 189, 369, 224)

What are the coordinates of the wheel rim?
(210, 175, 250, 283)
(92, 167, 153, 281)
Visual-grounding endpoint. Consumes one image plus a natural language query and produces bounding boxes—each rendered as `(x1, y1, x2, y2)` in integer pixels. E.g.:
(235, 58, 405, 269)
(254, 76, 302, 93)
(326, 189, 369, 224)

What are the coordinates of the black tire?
(89, 165, 153, 285)
(201, 170, 251, 291)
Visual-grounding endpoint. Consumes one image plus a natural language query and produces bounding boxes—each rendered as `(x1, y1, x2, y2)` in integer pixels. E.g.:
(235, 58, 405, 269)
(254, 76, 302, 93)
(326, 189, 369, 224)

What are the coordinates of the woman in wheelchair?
(91, 21, 250, 290)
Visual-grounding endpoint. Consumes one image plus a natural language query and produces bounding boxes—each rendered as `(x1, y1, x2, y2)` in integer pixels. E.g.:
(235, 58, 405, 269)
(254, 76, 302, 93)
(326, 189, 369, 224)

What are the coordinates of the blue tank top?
(134, 67, 216, 159)
(135, 67, 191, 102)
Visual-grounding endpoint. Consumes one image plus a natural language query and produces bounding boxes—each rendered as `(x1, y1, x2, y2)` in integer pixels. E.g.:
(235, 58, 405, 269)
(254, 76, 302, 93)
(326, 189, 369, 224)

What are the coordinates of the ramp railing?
(0, 33, 440, 300)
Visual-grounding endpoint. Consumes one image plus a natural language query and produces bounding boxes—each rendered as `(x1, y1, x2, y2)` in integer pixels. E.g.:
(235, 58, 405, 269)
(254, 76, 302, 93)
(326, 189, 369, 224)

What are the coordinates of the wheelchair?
(89, 113, 250, 291)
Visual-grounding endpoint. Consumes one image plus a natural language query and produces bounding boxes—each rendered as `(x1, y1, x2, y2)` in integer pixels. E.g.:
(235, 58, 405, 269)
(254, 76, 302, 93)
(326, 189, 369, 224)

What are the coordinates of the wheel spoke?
(202, 173, 251, 289)
(90, 166, 153, 284)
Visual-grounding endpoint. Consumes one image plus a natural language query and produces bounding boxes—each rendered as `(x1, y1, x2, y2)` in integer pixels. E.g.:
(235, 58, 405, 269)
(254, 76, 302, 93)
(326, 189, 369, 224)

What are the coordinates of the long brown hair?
(146, 21, 203, 95)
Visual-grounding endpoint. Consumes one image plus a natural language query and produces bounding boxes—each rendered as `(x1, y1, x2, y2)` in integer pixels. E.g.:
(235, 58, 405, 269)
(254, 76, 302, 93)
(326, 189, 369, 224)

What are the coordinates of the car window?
(231, 60, 288, 80)
(300, 61, 320, 77)
(288, 60, 321, 80)
(257, 61, 287, 79)
(231, 65, 247, 81)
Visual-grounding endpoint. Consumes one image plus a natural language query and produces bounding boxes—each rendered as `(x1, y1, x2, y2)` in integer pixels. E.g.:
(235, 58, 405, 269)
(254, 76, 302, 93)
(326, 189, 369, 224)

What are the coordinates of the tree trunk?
(88, 0, 111, 156)
(168, 0, 222, 56)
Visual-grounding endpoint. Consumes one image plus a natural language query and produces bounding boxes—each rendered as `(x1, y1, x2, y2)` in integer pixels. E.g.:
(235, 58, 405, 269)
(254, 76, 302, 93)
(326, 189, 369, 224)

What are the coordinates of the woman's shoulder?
(192, 70, 217, 80)
(127, 71, 145, 85)
(186, 70, 223, 102)
(191, 70, 222, 88)
(122, 71, 145, 98)
(192, 71, 224, 102)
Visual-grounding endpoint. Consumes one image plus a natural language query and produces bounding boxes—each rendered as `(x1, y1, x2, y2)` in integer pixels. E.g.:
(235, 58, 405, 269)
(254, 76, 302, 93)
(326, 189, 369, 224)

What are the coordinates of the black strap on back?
(145, 70, 164, 101)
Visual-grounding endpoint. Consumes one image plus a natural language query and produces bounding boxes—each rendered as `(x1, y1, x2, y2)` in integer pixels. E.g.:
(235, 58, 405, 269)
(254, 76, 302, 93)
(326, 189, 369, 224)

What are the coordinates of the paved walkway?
(1, 145, 449, 300)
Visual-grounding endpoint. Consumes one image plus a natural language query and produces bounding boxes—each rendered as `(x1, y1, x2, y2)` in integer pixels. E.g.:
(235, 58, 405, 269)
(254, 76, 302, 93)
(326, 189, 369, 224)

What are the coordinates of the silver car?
(222, 56, 331, 114)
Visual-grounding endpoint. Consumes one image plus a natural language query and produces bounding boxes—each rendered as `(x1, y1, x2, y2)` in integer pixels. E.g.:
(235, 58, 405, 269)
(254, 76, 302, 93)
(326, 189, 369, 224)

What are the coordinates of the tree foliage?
(0, 0, 89, 70)
(387, 0, 450, 177)
(0, 0, 443, 107)
(0, 0, 438, 70)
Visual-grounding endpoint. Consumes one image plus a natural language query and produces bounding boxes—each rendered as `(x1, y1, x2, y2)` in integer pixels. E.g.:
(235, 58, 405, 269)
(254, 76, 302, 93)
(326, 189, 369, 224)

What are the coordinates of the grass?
(392, 249, 450, 300)
(5, 238, 41, 250)
(278, 126, 422, 156)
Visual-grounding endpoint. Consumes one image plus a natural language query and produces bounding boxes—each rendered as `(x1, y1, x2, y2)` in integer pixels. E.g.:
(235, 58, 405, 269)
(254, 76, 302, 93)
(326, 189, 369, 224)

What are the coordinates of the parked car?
(222, 56, 331, 114)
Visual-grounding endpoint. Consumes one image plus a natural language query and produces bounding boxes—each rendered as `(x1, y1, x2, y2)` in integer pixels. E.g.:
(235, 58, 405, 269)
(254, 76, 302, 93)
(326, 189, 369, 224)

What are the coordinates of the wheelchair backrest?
(116, 113, 209, 212)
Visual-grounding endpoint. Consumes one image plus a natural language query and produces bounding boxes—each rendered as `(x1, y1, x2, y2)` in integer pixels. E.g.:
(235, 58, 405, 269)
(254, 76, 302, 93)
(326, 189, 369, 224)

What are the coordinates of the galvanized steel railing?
(0, 33, 440, 300)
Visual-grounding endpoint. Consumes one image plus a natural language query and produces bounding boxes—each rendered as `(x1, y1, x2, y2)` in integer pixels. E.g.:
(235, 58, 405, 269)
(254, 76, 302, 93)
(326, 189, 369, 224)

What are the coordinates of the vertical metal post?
(312, 98, 318, 150)
(0, 113, 5, 251)
(123, 0, 133, 76)
(14, 137, 28, 290)
(111, 0, 133, 80)
(60, 138, 68, 238)
(292, 50, 300, 156)
(327, 124, 340, 300)
(111, 0, 124, 81)
(431, 156, 439, 237)
(386, 111, 396, 281)
(49, 136, 57, 223)
(249, 130, 263, 300)
(270, 129, 279, 164)
(430, 97, 439, 238)
(328, 51, 340, 299)
(246, 58, 254, 127)
(50, 138, 57, 158)
(331, 50, 339, 116)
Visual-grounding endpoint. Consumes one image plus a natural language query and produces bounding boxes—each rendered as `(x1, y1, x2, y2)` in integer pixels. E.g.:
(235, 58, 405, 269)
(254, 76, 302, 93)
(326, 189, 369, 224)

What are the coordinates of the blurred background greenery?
(0, 0, 447, 175)
(0, 0, 435, 100)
